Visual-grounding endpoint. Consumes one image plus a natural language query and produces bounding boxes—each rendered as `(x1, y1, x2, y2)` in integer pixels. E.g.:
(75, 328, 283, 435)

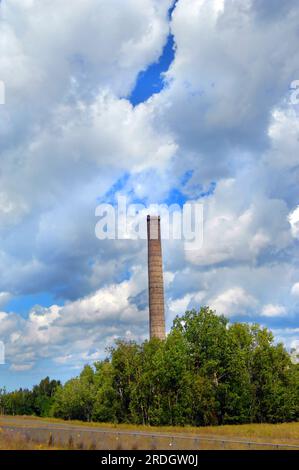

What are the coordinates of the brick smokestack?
(147, 215, 166, 340)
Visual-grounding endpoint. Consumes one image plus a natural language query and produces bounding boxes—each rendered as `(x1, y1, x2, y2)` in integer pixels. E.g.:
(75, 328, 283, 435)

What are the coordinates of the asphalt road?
(0, 416, 298, 450)
(0, 415, 204, 438)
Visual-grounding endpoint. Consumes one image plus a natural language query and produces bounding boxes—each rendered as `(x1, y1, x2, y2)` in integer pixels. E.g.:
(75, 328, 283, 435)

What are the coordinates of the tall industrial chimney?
(147, 215, 166, 340)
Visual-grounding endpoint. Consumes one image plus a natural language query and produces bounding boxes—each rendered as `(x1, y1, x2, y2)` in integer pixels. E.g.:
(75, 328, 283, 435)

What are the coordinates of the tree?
(3, 308, 299, 427)
(52, 366, 95, 421)
(250, 326, 298, 422)
(32, 377, 61, 416)
(92, 361, 119, 422)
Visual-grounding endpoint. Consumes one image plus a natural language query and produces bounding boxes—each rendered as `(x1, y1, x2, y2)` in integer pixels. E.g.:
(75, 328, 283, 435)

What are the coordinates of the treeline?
(1, 308, 299, 426)
(0, 377, 60, 417)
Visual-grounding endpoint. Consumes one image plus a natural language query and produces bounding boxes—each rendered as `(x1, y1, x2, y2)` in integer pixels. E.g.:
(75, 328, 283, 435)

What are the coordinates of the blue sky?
(0, 0, 299, 390)
(129, 33, 175, 106)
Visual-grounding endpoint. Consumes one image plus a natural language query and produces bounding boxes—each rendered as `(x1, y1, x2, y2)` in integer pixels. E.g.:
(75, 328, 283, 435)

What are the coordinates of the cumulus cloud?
(291, 283, 299, 297)
(289, 206, 299, 239)
(183, 178, 291, 266)
(261, 304, 287, 318)
(209, 287, 257, 317)
(0, 0, 172, 100)
(265, 109, 299, 170)
(156, 0, 299, 170)
(168, 291, 205, 318)
(0, 0, 299, 380)
(0, 266, 148, 370)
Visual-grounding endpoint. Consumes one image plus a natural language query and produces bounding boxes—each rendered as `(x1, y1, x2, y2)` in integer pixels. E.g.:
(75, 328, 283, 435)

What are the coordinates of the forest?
(1, 308, 298, 426)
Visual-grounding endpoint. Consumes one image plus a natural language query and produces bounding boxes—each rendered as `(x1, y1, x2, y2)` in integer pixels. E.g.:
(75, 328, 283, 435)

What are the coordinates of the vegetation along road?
(1, 416, 299, 450)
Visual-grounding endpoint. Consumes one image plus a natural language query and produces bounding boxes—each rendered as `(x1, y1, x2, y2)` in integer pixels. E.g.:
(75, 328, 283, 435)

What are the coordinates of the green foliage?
(1, 308, 298, 426)
(0, 377, 60, 416)
(92, 361, 119, 422)
(51, 366, 95, 421)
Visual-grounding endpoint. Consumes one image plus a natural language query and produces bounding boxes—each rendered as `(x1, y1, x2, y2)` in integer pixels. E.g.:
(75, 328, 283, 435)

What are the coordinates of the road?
(0, 416, 298, 450)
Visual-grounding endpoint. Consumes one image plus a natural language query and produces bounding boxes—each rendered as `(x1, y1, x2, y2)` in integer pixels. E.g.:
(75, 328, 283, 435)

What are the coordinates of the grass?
(0, 428, 62, 450)
(1, 415, 299, 447)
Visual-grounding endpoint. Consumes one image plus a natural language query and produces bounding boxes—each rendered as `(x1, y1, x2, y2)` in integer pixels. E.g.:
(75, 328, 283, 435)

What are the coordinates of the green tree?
(250, 326, 298, 423)
(3, 308, 298, 427)
(32, 377, 61, 416)
(52, 365, 95, 421)
(92, 360, 119, 422)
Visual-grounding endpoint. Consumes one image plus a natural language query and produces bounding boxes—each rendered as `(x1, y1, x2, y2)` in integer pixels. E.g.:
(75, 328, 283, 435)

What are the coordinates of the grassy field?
(0, 416, 298, 449)
(0, 428, 61, 450)
(14, 416, 299, 441)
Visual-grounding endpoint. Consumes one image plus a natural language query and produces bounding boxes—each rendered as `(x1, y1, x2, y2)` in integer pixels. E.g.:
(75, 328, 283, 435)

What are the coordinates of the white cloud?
(266, 109, 299, 170)
(0, 266, 148, 370)
(261, 304, 287, 318)
(291, 282, 299, 297)
(209, 287, 257, 317)
(168, 293, 193, 316)
(1, 0, 172, 101)
(289, 206, 299, 239)
(184, 178, 291, 266)
(10, 363, 34, 372)
(157, 0, 299, 165)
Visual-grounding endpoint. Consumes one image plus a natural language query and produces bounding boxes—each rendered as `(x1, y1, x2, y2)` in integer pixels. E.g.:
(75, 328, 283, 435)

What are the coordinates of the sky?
(0, 0, 299, 390)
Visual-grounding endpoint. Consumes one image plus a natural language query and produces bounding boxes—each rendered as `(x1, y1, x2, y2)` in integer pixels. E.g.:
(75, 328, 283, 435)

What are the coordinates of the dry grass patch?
(1, 416, 299, 448)
(21, 416, 299, 443)
(0, 428, 63, 450)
